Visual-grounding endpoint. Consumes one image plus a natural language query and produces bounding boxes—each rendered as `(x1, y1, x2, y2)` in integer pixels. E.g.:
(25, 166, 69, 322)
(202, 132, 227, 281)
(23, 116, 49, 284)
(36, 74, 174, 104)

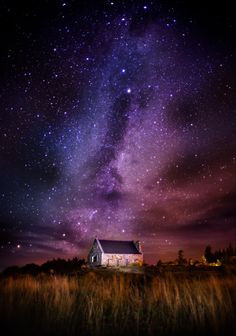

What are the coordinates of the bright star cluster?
(0, 0, 235, 268)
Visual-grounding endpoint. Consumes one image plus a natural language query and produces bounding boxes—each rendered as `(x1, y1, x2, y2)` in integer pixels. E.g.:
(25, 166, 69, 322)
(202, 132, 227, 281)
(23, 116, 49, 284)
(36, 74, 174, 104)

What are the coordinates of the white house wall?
(101, 253, 143, 266)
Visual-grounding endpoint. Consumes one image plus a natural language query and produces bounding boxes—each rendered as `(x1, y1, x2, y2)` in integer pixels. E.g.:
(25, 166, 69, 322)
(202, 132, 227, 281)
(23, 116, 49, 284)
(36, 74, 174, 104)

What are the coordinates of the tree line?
(177, 243, 236, 265)
(1, 257, 86, 277)
(2, 244, 236, 276)
(204, 243, 236, 263)
(156, 244, 236, 266)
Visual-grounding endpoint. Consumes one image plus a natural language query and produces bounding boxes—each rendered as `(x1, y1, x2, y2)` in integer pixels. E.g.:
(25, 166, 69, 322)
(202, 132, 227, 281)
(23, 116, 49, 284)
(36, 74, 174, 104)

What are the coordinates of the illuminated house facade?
(88, 238, 143, 267)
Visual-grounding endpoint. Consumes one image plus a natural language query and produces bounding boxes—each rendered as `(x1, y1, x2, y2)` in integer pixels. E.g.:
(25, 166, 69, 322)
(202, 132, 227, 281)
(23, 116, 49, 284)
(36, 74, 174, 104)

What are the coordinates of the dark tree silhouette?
(204, 244, 236, 264)
(2, 258, 86, 277)
(156, 260, 162, 267)
(21, 263, 41, 276)
(177, 250, 186, 265)
(227, 243, 234, 257)
(204, 245, 214, 263)
(2, 265, 20, 276)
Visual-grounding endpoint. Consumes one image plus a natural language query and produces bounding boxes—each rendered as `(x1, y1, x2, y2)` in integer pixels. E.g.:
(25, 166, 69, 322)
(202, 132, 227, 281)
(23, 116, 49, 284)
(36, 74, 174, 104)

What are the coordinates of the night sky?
(0, 0, 235, 269)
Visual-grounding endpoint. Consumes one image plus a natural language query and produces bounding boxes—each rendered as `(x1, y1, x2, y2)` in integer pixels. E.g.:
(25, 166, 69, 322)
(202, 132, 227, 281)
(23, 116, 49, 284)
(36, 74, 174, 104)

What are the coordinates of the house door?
(91, 255, 97, 263)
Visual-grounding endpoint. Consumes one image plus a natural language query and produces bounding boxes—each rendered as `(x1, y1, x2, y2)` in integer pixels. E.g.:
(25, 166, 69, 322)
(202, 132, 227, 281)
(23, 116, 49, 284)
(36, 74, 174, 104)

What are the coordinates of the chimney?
(134, 240, 142, 253)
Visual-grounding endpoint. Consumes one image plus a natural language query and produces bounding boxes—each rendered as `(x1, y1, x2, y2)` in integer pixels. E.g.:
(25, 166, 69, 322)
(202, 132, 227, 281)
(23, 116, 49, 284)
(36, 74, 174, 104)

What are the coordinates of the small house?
(88, 238, 143, 267)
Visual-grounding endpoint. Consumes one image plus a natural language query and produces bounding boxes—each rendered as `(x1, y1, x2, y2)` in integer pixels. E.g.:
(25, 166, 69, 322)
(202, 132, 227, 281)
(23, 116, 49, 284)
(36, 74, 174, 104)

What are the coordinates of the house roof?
(97, 239, 142, 254)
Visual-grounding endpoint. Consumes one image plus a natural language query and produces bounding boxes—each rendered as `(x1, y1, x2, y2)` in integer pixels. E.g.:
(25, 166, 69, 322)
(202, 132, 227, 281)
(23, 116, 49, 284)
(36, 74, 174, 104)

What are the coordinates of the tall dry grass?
(0, 270, 235, 336)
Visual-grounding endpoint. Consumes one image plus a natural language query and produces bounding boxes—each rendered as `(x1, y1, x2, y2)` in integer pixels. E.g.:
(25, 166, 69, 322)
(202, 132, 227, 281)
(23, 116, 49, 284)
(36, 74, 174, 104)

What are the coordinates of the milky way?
(0, 1, 235, 268)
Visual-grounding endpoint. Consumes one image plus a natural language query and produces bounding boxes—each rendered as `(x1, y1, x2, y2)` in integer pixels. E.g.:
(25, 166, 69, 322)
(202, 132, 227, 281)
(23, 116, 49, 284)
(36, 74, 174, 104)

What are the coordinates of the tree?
(2, 265, 20, 276)
(21, 263, 40, 276)
(227, 243, 234, 257)
(177, 250, 186, 265)
(204, 245, 215, 263)
(156, 260, 162, 267)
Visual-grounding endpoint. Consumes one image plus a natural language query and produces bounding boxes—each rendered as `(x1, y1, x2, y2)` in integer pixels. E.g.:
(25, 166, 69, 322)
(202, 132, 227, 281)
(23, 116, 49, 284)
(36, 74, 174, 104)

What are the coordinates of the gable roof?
(97, 239, 142, 254)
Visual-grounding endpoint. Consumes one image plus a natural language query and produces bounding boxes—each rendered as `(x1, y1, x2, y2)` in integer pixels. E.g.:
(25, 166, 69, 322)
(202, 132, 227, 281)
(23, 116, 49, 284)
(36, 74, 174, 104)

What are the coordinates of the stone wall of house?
(101, 253, 143, 266)
(88, 240, 102, 266)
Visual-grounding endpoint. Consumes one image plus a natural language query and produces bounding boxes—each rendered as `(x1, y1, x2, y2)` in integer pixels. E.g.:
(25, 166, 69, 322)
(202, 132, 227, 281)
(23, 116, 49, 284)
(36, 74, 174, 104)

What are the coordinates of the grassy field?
(0, 268, 235, 336)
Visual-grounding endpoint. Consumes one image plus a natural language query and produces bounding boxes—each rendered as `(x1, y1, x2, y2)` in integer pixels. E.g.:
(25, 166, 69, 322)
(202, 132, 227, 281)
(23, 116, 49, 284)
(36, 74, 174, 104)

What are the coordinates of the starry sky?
(0, 0, 235, 269)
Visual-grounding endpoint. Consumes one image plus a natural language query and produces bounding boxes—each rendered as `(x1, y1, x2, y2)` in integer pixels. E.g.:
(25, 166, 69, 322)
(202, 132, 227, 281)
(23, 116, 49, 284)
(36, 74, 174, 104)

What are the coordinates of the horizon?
(2, 240, 235, 271)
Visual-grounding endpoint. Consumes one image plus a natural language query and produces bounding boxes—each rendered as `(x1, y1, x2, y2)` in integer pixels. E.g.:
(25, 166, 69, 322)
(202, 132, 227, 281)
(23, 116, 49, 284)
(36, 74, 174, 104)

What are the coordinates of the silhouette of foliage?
(205, 244, 236, 263)
(2, 266, 20, 277)
(2, 258, 86, 277)
(204, 245, 214, 263)
(177, 250, 187, 265)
